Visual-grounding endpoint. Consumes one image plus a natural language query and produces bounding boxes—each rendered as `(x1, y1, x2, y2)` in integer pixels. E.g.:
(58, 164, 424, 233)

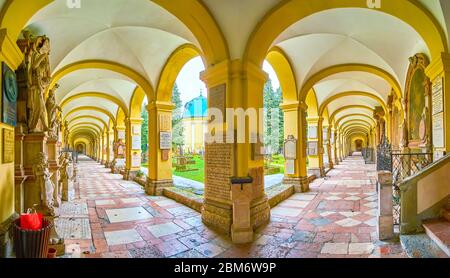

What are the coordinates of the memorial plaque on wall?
(132, 135, 141, 150)
(285, 160, 295, 175)
(132, 152, 141, 167)
(308, 126, 318, 139)
(209, 84, 226, 119)
(307, 141, 318, 156)
(160, 131, 172, 150)
(284, 135, 297, 160)
(132, 125, 141, 135)
(432, 112, 444, 148)
(2, 129, 14, 163)
(159, 114, 171, 132)
(432, 77, 443, 116)
(118, 130, 125, 140)
(2, 63, 18, 126)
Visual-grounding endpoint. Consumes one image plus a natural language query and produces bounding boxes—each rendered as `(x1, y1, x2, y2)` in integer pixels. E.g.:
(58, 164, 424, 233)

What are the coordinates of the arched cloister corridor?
(0, 0, 449, 260)
(60, 153, 410, 258)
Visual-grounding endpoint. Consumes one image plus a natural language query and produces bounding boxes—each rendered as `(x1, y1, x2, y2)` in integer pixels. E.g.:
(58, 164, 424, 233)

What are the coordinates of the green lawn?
(266, 154, 285, 175)
(172, 155, 205, 183)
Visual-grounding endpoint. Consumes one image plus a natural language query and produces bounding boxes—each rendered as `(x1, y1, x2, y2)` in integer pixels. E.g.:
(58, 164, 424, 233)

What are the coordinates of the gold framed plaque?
(2, 128, 14, 164)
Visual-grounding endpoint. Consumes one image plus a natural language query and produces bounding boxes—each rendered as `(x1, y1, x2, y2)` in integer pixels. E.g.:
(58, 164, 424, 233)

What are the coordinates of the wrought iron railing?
(362, 148, 375, 164)
(376, 137, 433, 225)
(391, 150, 433, 225)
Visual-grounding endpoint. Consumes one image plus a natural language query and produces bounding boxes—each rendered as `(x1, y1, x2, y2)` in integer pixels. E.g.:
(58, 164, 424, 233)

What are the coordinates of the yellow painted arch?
(319, 91, 387, 117)
(67, 116, 109, 131)
(130, 87, 147, 119)
(156, 44, 203, 103)
(341, 122, 372, 133)
(330, 105, 374, 122)
(63, 106, 116, 126)
(266, 46, 298, 102)
(245, 0, 447, 66)
(69, 122, 104, 134)
(153, 0, 229, 65)
(60, 92, 129, 116)
(70, 126, 101, 137)
(51, 60, 154, 99)
(336, 114, 376, 127)
(299, 64, 402, 101)
(0, 0, 52, 43)
(344, 127, 370, 137)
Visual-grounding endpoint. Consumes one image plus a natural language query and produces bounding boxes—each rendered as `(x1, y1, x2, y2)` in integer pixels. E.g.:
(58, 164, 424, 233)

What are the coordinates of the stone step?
(400, 233, 449, 258)
(423, 219, 450, 257)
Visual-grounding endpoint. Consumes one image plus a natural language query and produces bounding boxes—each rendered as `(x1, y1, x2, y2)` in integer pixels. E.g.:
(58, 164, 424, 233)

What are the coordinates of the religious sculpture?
(25, 36, 52, 133)
(33, 152, 56, 217)
(46, 84, 62, 140)
(58, 152, 73, 201)
(63, 120, 69, 147)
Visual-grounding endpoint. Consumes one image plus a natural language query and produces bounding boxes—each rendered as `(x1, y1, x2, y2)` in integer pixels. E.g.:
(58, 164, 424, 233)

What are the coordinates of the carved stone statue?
(33, 152, 56, 217)
(26, 36, 51, 133)
(46, 84, 62, 140)
(63, 120, 69, 147)
(58, 152, 73, 201)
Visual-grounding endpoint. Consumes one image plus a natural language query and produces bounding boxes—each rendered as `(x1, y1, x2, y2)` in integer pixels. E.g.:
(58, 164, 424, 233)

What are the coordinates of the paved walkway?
(59, 155, 405, 258)
(141, 167, 285, 191)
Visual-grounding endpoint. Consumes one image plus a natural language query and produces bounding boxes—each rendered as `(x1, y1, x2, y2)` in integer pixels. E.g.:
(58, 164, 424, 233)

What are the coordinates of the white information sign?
(160, 132, 172, 150)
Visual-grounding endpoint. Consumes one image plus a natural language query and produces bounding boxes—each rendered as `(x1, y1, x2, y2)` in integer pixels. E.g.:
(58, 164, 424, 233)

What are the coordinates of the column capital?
(0, 28, 24, 70)
(426, 52, 450, 80)
(146, 101, 175, 112)
(200, 59, 268, 88)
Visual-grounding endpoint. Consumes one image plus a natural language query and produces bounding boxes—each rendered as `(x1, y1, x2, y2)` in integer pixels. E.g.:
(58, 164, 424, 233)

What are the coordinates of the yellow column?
(125, 117, 143, 179)
(307, 117, 325, 177)
(281, 102, 309, 192)
(425, 52, 450, 157)
(200, 60, 270, 241)
(145, 102, 174, 195)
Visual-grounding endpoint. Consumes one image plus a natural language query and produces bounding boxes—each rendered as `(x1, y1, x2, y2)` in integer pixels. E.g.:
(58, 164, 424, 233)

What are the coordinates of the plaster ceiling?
(65, 110, 111, 128)
(326, 95, 380, 117)
(274, 8, 430, 92)
(202, 0, 280, 59)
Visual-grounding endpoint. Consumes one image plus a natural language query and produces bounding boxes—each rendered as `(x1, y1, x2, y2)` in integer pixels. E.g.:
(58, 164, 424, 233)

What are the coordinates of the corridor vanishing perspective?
(59, 154, 407, 258)
(0, 0, 449, 260)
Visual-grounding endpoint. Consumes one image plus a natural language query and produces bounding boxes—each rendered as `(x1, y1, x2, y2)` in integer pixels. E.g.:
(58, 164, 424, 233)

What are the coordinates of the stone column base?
(202, 196, 270, 238)
(202, 199, 232, 235)
(283, 177, 310, 192)
(309, 168, 323, 178)
(145, 179, 173, 196)
(250, 196, 270, 230)
(0, 214, 18, 258)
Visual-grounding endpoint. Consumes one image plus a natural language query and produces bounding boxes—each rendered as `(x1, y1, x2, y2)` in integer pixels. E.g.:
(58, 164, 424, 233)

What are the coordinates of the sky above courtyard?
(175, 57, 281, 105)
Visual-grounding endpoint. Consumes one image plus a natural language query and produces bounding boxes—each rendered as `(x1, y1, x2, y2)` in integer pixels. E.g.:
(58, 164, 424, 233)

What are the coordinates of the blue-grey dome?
(183, 93, 207, 119)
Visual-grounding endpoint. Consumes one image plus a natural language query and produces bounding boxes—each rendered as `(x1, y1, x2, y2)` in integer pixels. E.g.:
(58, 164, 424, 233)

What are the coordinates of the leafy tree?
(172, 83, 184, 151)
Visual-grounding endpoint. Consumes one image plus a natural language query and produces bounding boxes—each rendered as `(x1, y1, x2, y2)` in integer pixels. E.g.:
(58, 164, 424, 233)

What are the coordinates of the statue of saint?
(63, 120, 69, 148)
(26, 36, 51, 133)
(58, 152, 72, 201)
(33, 152, 56, 216)
(46, 84, 61, 140)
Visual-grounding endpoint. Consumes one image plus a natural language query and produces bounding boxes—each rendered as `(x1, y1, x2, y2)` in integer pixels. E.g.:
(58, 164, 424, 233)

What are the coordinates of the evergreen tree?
(141, 106, 149, 153)
(263, 79, 284, 154)
(172, 83, 184, 151)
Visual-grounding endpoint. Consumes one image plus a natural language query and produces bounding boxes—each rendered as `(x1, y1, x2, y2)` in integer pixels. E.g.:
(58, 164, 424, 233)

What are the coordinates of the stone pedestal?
(47, 139, 61, 207)
(309, 167, 325, 178)
(230, 183, 253, 244)
(283, 176, 309, 193)
(377, 171, 394, 240)
(22, 133, 48, 210)
(145, 179, 173, 195)
(61, 179, 74, 202)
